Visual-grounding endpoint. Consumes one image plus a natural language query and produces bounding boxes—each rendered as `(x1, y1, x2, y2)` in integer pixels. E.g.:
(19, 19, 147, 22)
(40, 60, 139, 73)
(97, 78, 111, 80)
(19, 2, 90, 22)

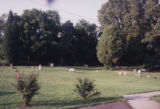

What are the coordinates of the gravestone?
(138, 69, 141, 77)
(68, 68, 75, 72)
(50, 63, 54, 67)
(10, 64, 13, 69)
(38, 64, 42, 71)
(118, 72, 122, 75)
(124, 72, 127, 75)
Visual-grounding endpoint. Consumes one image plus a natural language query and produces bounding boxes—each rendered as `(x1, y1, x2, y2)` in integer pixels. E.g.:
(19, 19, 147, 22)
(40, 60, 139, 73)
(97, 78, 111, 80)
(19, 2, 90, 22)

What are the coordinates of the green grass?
(151, 95, 160, 103)
(0, 66, 160, 109)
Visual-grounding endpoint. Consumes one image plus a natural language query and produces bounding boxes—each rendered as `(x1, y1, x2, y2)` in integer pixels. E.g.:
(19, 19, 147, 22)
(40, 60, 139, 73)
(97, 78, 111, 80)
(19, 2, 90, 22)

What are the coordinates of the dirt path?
(123, 91, 160, 109)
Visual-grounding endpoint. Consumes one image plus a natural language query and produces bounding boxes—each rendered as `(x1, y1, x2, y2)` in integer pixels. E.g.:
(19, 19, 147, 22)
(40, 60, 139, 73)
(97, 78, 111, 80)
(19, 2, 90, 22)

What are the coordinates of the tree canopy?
(98, 0, 160, 68)
(0, 9, 99, 66)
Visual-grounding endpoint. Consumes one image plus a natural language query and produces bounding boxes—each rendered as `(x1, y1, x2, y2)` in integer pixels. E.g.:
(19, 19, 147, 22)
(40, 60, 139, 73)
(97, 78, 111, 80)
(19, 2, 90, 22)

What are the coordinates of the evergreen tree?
(3, 11, 22, 64)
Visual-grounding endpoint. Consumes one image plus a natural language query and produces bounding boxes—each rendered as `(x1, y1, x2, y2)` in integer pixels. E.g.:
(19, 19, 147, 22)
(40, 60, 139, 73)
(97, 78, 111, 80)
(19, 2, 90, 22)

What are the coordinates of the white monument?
(50, 63, 54, 67)
(124, 72, 127, 75)
(138, 69, 141, 77)
(38, 64, 42, 71)
(118, 72, 122, 75)
(10, 64, 13, 69)
(68, 68, 75, 72)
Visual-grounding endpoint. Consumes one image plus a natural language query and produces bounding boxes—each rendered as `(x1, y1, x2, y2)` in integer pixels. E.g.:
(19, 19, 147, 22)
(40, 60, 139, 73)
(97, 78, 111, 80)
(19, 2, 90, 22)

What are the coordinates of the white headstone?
(10, 64, 13, 69)
(68, 68, 75, 72)
(38, 64, 42, 71)
(124, 72, 127, 75)
(118, 72, 122, 75)
(50, 63, 54, 67)
(138, 70, 141, 74)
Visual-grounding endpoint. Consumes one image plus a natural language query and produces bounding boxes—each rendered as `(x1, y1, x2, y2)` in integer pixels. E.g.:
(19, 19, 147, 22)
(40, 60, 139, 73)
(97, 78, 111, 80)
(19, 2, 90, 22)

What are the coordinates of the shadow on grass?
(0, 96, 124, 108)
(35, 96, 124, 108)
(0, 91, 16, 96)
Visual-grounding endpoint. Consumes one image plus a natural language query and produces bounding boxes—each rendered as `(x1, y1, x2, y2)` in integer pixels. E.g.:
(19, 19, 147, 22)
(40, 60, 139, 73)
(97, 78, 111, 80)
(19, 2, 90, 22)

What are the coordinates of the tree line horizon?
(0, 0, 160, 70)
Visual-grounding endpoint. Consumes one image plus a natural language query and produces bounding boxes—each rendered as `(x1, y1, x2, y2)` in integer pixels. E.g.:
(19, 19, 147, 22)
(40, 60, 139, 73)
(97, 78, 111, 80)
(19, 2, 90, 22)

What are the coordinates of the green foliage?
(97, 25, 124, 66)
(3, 11, 22, 64)
(1, 10, 99, 66)
(98, 0, 160, 67)
(16, 72, 40, 106)
(142, 18, 160, 68)
(60, 20, 99, 65)
(74, 77, 101, 101)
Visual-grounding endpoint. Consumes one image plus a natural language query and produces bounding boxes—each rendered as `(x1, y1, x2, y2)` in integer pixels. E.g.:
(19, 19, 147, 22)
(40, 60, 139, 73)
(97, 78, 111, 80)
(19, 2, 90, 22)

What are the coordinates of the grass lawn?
(151, 95, 160, 103)
(0, 66, 160, 109)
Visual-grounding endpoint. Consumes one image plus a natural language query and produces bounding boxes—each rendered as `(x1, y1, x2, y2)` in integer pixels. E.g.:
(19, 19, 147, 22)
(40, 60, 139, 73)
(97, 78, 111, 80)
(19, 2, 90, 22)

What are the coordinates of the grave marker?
(38, 64, 42, 71)
(68, 68, 75, 72)
(50, 63, 54, 67)
(118, 72, 122, 75)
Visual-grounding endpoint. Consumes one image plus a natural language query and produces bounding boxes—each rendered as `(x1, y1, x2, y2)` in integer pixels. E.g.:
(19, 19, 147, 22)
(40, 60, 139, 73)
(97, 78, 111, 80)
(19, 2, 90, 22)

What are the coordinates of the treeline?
(97, 0, 160, 70)
(1, 0, 160, 69)
(0, 9, 99, 65)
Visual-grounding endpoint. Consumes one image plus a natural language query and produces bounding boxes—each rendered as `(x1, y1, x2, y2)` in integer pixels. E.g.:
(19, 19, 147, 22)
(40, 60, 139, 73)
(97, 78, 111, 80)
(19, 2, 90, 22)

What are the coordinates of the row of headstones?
(118, 72, 127, 75)
(34, 63, 54, 71)
(10, 63, 54, 71)
(118, 68, 152, 78)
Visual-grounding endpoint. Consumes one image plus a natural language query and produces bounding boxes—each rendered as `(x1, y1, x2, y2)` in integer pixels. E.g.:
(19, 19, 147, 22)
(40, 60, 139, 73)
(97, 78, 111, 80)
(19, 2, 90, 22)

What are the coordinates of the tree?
(60, 20, 75, 65)
(98, 0, 160, 67)
(20, 9, 61, 65)
(3, 11, 22, 64)
(97, 25, 124, 67)
(98, 0, 129, 29)
(0, 15, 6, 62)
(142, 18, 160, 69)
(73, 20, 99, 65)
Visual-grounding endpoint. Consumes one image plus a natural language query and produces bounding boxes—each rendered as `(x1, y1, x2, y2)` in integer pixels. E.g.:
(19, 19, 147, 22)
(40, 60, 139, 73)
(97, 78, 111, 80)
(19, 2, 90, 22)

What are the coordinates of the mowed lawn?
(0, 66, 160, 109)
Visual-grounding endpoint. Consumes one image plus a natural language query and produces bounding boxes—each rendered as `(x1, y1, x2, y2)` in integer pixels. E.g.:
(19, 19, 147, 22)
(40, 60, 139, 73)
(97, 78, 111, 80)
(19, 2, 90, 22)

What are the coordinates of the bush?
(16, 72, 40, 106)
(74, 77, 101, 101)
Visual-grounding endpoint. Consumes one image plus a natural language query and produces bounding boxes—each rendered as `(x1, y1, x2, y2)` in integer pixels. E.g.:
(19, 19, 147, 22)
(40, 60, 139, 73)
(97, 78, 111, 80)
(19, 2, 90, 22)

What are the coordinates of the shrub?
(16, 72, 40, 106)
(74, 77, 101, 101)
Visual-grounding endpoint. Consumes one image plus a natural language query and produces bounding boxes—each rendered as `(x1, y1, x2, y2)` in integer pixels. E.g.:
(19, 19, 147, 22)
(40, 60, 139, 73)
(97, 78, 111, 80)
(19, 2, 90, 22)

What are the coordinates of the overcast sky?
(0, 0, 108, 25)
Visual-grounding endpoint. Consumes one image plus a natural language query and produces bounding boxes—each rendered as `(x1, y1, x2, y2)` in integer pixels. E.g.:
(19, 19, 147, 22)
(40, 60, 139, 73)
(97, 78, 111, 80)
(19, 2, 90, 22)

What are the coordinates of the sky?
(0, 0, 108, 25)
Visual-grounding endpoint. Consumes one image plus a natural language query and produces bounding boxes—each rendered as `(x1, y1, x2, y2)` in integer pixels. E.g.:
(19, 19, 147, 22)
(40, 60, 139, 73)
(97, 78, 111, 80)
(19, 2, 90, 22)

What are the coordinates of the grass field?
(151, 95, 160, 103)
(0, 66, 160, 109)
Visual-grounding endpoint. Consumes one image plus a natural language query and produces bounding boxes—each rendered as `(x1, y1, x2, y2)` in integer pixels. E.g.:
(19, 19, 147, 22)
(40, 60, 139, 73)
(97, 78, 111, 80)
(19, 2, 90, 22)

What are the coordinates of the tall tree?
(98, 0, 160, 67)
(60, 20, 75, 65)
(3, 11, 22, 64)
(142, 18, 160, 69)
(21, 9, 60, 65)
(97, 25, 124, 67)
(73, 20, 99, 65)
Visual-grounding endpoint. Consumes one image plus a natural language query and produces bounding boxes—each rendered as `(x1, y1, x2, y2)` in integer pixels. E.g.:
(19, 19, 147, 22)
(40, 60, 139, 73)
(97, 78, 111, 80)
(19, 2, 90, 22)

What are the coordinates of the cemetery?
(0, 66, 160, 109)
(1, 0, 160, 109)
